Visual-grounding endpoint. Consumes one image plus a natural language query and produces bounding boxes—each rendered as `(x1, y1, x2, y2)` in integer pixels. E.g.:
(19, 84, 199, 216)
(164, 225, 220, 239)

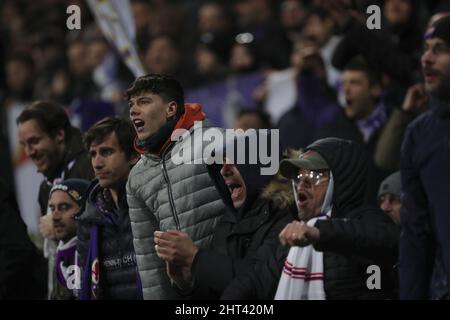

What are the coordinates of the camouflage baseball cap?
(279, 150, 329, 179)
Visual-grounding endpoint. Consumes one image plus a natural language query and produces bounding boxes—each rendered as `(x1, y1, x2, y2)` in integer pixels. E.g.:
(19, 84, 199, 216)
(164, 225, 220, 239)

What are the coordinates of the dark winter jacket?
(0, 179, 47, 299)
(400, 97, 450, 299)
(221, 138, 399, 300)
(76, 180, 140, 300)
(189, 133, 292, 298)
(277, 72, 340, 151)
(38, 127, 94, 215)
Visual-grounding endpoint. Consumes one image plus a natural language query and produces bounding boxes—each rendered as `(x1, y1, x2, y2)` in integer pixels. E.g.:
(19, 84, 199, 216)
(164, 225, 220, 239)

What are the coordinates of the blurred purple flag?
(185, 71, 264, 127)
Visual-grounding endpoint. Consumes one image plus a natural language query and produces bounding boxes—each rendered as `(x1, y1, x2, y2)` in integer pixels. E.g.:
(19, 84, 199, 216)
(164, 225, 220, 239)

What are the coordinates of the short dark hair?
(125, 73, 185, 117)
(16, 100, 71, 142)
(84, 117, 137, 159)
(343, 56, 382, 87)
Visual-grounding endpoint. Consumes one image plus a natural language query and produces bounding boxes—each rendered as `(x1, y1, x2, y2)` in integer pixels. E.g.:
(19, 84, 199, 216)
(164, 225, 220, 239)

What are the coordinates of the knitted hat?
(425, 15, 450, 46)
(378, 171, 401, 199)
(50, 178, 90, 211)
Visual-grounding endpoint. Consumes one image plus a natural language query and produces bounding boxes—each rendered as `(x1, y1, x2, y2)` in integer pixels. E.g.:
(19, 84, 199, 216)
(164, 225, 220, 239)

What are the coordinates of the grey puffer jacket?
(127, 119, 227, 299)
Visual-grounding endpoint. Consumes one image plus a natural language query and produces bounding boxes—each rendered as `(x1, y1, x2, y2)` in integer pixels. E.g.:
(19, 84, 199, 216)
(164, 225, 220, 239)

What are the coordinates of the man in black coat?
(221, 137, 399, 300)
(153, 130, 292, 299)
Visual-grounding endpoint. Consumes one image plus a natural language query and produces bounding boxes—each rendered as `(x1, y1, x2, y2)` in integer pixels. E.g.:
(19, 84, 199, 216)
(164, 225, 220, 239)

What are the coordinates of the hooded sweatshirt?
(189, 130, 291, 298)
(222, 137, 399, 300)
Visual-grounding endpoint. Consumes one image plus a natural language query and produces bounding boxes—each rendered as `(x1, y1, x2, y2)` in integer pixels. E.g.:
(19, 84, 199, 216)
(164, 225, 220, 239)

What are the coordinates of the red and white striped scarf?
(275, 214, 330, 300)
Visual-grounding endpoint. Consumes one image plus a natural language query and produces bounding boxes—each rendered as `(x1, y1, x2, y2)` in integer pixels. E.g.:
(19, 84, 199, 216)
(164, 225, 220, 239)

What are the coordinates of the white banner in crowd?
(7, 103, 42, 235)
(86, 0, 146, 77)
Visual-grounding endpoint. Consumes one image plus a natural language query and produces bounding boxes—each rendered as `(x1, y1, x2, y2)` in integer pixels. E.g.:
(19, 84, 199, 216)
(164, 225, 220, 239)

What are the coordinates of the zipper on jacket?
(161, 146, 181, 230)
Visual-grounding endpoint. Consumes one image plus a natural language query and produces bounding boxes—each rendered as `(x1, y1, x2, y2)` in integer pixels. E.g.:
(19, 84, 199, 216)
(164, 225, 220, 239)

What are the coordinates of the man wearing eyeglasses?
(222, 137, 399, 300)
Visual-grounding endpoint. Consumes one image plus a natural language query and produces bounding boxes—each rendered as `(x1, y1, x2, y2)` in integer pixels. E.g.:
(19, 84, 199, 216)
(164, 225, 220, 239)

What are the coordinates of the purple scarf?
(79, 226, 100, 300)
(55, 239, 77, 288)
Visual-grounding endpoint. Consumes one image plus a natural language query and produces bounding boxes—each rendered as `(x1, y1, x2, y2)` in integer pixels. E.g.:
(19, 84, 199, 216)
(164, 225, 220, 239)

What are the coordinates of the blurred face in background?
(6, 59, 32, 96)
(131, 0, 152, 33)
(302, 14, 334, 47)
(148, 7, 183, 39)
(229, 44, 255, 73)
(233, 0, 259, 27)
(87, 39, 109, 70)
(67, 42, 90, 78)
(342, 70, 379, 120)
(31, 42, 63, 72)
(198, 3, 229, 34)
(233, 0, 272, 28)
(281, 0, 307, 31)
(144, 36, 180, 75)
(384, 0, 412, 27)
(195, 45, 223, 75)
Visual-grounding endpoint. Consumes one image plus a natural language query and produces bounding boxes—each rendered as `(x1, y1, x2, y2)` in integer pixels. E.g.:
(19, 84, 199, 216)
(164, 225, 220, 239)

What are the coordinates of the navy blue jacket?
(400, 97, 450, 299)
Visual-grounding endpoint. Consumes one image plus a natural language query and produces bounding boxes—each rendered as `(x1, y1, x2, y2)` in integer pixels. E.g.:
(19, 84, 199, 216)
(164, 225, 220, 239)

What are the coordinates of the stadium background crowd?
(1, 0, 450, 300)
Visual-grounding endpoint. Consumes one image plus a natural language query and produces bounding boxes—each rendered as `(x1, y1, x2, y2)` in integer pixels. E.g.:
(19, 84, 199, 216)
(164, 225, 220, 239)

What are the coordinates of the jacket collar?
(134, 103, 206, 156)
(77, 179, 127, 224)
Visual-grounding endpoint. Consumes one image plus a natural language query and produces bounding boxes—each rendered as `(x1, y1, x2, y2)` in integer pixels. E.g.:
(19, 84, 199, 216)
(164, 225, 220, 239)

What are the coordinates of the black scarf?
(136, 117, 178, 154)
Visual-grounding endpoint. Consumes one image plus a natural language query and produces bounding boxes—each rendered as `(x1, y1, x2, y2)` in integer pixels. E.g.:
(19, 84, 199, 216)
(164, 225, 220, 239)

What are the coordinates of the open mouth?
(297, 191, 308, 206)
(346, 98, 353, 107)
(423, 67, 439, 78)
(227, 183, 243, 200)
(133, 119, 145, 132)
(424, 71, 438, 82)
